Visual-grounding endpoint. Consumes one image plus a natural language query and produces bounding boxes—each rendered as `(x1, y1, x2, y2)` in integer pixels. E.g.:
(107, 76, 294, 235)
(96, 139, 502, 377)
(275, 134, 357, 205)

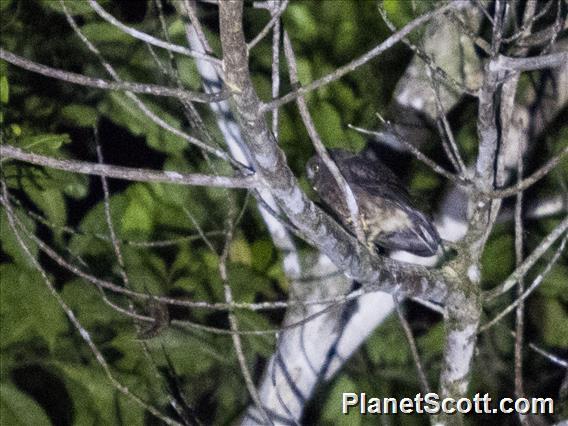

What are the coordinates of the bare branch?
(528, 343, 568, 369)
(377, 2, 476, 96)
(348, 123, 467, 186)
(261, 2, 456, 112)
(491, 51, 568, 73)
(394, 295, 431, 394)
(486, 140, 568, 198)
(0, 48, 227, 104)
(480, 232, 567, 332)
(88, 0, 222, 65)
(0, 145, 256, 189)
(247, 0, 289, 51)
(58, 3, 236, 163)
(219, 207, 273, 424)
(270, 0, 283, 139)
(484, 216, 568, 301)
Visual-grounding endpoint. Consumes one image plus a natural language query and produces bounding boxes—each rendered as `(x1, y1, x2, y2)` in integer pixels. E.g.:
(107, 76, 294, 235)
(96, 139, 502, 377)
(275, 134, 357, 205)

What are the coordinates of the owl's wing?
(339, 155, 415, 210)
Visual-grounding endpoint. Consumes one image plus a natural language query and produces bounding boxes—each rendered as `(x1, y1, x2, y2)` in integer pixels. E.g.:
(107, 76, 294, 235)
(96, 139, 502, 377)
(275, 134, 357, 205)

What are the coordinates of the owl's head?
(306, 150, 354, 192)
(305, 155, 322, 191)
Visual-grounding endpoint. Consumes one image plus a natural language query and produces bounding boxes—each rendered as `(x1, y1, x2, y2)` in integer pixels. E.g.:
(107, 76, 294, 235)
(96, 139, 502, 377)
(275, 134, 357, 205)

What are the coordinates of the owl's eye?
(313, 164, 319, 173)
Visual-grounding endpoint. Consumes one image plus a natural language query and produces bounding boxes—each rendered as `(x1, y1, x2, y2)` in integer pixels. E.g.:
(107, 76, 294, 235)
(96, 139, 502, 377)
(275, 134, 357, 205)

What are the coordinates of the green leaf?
(56, 363, 126, 425)
(366, 318, 410, 365)
(18, 134, 71, 152)
(542, 299, 568, 347)
(24, 186, 67, 227)
(251, 239, 274, 272)
(141, 329, 219, 374)
(286, 4, 318, 41)
(313, 102, 346, 148)
(61, 105, 98, 127)
(410, 169, 440, 191)
(227, 264, 271, 302)
(10, 124, 22, 136)
(0, 383, 52, 426)
(0, 75, 9, 104)
(481, 233, 514, 285)
(538, 265, 568, 300)
(0, 0, 13, 11)
(62, 175, 89, 199)
(0, 264, 66, 350)
(121, 200, 153, 234)
(80, 22, 134, 44)
(229, 238, 252, 266)
(321, 375, 361, 425)
(296, 57, 313, 86)
(121, 185, 155, 235)
(0, 207, 39, 265)
(61, 278, 123, 327)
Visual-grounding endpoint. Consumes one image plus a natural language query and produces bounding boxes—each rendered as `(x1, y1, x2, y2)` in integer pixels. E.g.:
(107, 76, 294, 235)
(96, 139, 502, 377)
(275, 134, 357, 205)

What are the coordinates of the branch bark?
(0, 48, 227, 104)
(0, 145, 255, 188)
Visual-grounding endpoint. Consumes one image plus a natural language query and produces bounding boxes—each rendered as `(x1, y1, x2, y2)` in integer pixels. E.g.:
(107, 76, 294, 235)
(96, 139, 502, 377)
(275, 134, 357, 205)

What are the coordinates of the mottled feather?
(306, 149, 441, 256)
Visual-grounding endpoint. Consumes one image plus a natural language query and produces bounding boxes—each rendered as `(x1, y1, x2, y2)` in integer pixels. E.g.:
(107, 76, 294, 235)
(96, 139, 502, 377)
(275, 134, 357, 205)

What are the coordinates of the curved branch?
(0, 145, 256, 189)
(0, 48, 228, 104)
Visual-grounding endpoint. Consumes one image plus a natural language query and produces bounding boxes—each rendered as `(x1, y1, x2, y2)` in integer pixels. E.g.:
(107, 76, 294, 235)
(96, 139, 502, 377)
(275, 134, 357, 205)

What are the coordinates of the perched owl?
(306, 149, 441, 257)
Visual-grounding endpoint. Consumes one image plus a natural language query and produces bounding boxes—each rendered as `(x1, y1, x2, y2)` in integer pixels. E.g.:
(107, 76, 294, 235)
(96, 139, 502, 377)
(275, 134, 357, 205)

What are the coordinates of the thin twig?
(528, 343, 568, 368)
(59, 1, 240, 166)
(0, 197, 366, 338)
(182, 0, 215, 54)
(1, 196, 366, 313)
(485, 146, 568, 198)
(427, 69, 467, 175)
(447, 10, 491, 54)
(247, 0, 289, 51)
(394, 295, 431, 394)
(484, 216, 568, 301)
(480, 233, 567, 333)
(349, 122, 468, 186)
(219, 203, 273, 424)
(377, 2, 476, 96)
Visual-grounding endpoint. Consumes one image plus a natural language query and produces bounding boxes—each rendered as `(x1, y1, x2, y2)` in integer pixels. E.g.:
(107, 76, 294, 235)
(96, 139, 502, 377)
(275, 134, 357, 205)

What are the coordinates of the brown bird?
(306, 149, 441, 257)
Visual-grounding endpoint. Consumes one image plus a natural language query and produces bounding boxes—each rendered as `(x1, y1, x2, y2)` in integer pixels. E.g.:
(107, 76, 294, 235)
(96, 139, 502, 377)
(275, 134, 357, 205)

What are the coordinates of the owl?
(306, 149, 441, 257)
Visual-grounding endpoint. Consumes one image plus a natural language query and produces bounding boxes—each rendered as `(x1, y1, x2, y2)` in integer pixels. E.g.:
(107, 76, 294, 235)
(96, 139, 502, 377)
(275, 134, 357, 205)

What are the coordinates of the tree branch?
(0, 48, 227, 104)
(484, 216, 568, 301)
(247, 0, 289, 51)
(88, 0, 222, 65)
(0, 145, 256, 189)
(260, 2, 456, 112)
(491, 51, 568, 73)
(486, 145, 568, 198)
